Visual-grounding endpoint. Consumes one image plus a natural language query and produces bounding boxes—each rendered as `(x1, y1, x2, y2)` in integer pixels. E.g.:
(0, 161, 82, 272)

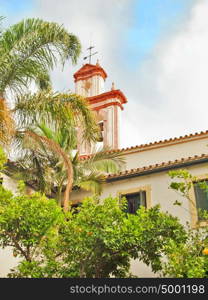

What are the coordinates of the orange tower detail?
(73, 61, 127, 155)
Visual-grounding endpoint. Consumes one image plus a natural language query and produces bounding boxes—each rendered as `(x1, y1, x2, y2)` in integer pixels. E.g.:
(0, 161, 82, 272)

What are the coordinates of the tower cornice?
(73, 63, 107, 82)
(87, 89, 127, 106)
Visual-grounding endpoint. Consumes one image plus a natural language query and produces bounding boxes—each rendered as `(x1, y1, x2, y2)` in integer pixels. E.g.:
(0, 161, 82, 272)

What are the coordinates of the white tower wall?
(75, 75, 105, 97)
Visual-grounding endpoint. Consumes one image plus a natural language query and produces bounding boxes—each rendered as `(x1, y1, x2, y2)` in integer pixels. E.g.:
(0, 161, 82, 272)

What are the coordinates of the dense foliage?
(0, 147, 6, 170)
(162, 221, 208, 278)
(162, 169, 208, 277)
(0, 179, 186, 278)
(1, 150, 208, 278)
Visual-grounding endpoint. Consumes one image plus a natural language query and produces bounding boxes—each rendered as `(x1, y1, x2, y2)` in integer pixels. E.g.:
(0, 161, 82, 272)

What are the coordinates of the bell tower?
(73, 61, 127, 155)
(74, 60, 107, 97)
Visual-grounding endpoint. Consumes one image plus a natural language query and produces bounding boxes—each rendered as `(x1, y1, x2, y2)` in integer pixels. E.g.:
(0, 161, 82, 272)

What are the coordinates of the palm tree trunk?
(0, 95, 15, 144)
(63, 163, 73, 212)
(25, 130, 74, 212)
(57, 185, 63, 206)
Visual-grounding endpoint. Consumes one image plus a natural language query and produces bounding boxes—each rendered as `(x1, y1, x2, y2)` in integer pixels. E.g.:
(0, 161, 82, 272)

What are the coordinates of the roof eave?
(107, 157, 208, 182)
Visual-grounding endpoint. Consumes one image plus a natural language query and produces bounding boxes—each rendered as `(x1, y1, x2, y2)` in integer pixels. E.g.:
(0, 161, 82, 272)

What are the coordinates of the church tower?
(73, 61, 127, 155)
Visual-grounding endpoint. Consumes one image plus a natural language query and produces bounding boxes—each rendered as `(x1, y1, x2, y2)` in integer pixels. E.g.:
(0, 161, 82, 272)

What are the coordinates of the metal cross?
(83, 46, 98, 64)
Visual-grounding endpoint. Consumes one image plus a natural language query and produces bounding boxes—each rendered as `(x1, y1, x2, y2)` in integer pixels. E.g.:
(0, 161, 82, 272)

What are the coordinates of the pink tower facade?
(73, 61, 127, 155)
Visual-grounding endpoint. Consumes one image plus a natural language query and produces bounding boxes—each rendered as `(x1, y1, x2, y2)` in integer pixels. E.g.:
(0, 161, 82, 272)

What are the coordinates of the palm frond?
(37, 122, 55, 141)
(6, 154, 55, 195)
(80, 146, 126, 174)
(67, 94, 100, 143)
(13, 91, 99, 144)
(0, 18, 81, 94)
(78, 172, 105, 195)
(23, 130, 74, 211)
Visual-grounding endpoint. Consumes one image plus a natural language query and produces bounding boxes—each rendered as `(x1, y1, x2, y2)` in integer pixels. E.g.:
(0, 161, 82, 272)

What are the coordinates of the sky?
(1, 0, 208, 149)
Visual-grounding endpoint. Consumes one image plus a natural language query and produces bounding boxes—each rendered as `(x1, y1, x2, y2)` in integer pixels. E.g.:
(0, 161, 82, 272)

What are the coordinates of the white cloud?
(36, 0, 133, 91)
(35, 0, 208, 149)
(122, 0, 208, 148)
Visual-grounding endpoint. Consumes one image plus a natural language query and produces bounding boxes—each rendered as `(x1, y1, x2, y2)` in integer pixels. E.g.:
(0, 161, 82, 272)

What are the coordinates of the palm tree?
(0, 17, 122, 211)
(0, 17, 81, 143)
(13, 89, 99, 147)
(7, 123, 125, 211)
(10, 88, 101, 212)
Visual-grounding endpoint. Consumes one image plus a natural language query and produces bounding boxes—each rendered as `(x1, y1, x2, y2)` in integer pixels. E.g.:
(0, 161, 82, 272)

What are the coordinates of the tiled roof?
(107, 153, 208, 181)
(80, 129, 208, 160)
(5, 154, 208, 188)
(73, 63, 107, 82)
(118, 130, 208, 153)
(87, 89, 127, 105)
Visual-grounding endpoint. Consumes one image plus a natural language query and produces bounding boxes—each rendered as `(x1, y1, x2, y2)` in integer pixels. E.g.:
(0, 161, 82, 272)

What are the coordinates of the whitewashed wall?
(123, 136, 208, 170)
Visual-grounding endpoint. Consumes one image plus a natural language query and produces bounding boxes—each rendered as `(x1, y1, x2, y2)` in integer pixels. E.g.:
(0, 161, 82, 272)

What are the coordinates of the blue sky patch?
(0, 0, 34, 24)
(123, 0, 194, 69)
(0, 0, 33, 13)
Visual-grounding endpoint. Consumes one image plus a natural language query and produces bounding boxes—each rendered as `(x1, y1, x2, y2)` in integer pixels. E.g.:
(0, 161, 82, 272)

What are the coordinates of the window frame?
(193, 179, 208, 219)
(188, 173, 208, 228)
(118, 185, 151, 213)
(122, 190, 147, 214)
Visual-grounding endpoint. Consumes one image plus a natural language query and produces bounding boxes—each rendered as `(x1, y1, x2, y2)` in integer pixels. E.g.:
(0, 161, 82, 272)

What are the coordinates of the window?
(98, 121, 104, 142)
(122, 191, 146, 214)
(194, 180, 208, 219)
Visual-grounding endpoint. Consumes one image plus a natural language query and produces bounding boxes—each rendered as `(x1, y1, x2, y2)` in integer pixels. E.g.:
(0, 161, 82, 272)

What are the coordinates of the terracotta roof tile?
(106, 153, 208, 180)
(73, 63, 107, 82)
(79, 129, 208, 160)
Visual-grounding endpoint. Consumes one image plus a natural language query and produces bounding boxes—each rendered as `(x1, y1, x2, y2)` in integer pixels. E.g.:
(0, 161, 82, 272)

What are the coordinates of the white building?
(71, 62, 208, 276)
(71, 61, 208, 230)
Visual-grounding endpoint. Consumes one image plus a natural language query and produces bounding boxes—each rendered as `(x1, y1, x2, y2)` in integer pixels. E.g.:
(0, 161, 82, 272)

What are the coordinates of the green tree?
(53, 198, 186, 278)
(161, 169, 208, 277)
(13, 90, 99, 148)
(0, 17, 102, 211)
(162, 220, 208, 278)
(0, 149, 64, 277)
(0, 17, 118, 212)
(0, 183, 63, 266)
(11, 95, 100, 211)
(6, 122, 125, 207)
(0, 17, 101, 152)
(0, 147, 6, 170)
(1, 193, 186, 278)
(0, 17, 81, 143)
